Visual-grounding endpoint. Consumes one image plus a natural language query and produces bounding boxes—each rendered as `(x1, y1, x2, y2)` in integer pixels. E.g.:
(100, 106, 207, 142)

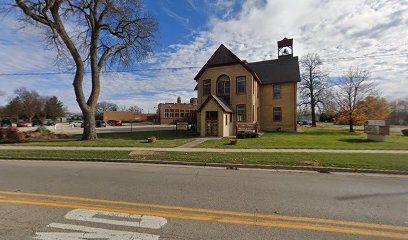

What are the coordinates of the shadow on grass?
(337, 138, 376, 144)
(3, 130, 195, 145)
(97, 130, 195, 140)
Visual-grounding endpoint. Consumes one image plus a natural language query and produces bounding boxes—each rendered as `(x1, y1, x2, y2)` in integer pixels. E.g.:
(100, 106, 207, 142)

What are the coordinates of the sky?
(0, 0, 407, 113)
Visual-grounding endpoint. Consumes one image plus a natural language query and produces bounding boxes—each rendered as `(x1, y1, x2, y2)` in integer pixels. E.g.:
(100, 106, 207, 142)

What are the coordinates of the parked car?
(96, 120, 107, 128)
(297, 120, 312, 126)
(80, 120, 107, 128)
(0, 118, 12, 127)
(32, 119, 43, 126)
(42, 119, 55, 126)
(109, 120, 122, 126)
(17, 121, 29, 127)
(72, 121, 83, 127)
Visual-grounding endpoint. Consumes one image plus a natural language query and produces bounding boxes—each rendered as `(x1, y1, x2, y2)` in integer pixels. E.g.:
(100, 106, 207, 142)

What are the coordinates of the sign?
(364, 120, 390, 137)
(365, 120, 386, 126)
(237, 122, 257, 132)
(176, 122, 189, 131)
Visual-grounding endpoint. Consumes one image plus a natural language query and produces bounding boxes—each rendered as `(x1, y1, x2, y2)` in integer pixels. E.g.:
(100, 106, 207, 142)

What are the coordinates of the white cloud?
(1, 0, 407, 113)
(157, 0, 408, 101)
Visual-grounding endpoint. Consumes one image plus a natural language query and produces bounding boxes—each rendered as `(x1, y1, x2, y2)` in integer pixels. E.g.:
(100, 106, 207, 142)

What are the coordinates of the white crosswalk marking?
(33, 209, 167, 240)
(64, 209, 167, 229)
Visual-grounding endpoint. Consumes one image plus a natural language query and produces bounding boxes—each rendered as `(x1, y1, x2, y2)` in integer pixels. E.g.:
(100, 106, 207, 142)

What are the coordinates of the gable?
(194, 44, 261, 83)
(197, 95, 233, 113)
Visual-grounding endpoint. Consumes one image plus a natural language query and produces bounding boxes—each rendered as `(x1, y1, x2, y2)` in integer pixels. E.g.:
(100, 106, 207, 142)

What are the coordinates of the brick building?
(195, 38, 300, 137)
(158, 97, 197, 125)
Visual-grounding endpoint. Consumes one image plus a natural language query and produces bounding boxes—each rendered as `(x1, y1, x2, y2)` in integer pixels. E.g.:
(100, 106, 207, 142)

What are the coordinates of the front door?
(205, 111, 218, 136)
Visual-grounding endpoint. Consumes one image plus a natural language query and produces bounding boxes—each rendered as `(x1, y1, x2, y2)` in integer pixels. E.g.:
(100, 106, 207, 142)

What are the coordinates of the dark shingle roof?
(248, 56, 301, 84)
(194, 44, 261, 83)
(194, 44, 300, 84)
(197, 94, 233, 113)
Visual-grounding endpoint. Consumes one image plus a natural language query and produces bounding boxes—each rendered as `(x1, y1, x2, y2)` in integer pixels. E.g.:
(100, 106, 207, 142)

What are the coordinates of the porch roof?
(197, 94, 233, 113)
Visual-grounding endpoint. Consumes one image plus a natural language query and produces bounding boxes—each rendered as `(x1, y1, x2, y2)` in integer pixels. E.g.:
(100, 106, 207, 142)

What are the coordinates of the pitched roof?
(247, 56, 301, 84)
(194, 44, 300, 84)
(197, 94, 233, 113)
(194, 44, 261, 83)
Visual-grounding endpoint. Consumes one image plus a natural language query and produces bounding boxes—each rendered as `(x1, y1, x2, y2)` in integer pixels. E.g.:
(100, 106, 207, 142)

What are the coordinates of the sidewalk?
(0, 146, 408, 154)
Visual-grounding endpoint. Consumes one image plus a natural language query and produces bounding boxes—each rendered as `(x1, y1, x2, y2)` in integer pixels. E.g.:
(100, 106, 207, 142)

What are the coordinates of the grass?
(1, 130, 196, 148)
(0, 150, 407, 171)
(197, 125, 408, 150)
(0, 150, 131, 159)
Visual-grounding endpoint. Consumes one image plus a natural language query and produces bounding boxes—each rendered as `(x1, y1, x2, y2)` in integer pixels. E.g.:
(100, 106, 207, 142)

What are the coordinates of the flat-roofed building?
(158, 97, 197, 125)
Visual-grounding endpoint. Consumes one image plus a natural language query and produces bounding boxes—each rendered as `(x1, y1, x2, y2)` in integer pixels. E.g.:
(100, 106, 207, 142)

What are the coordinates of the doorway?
(205, 111, 218, 136)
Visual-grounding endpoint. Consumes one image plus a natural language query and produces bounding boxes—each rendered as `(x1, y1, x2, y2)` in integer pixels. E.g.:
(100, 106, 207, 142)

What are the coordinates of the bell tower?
(278, 38, 293, 58)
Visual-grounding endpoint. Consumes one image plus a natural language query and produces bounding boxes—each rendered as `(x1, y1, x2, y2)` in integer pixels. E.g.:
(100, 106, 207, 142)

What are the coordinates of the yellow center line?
(0, 197, 407, 239)
(0, 190, 406, 232)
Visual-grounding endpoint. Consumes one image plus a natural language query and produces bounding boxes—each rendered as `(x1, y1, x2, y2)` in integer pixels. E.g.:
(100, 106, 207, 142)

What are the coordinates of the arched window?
(217, 75, 230, 96)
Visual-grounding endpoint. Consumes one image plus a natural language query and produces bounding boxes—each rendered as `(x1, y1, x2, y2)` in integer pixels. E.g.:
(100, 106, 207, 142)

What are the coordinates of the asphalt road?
(0, 160, 407, 240)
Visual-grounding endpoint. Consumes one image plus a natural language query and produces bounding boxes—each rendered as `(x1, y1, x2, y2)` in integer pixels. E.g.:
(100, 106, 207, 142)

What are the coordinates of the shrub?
(402, 129, 408, 136)
(236, 132, 259, 139)
(35, 126, 51, 136)
(0, 127, 24, 143)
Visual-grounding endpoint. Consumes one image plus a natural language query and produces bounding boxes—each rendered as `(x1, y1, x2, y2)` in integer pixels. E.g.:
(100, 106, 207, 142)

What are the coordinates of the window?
(237, 105, 246, 122)
(217, 75, 230, 96)
(225, 115, 228, 126)
(170, 109, 174, 118)
(164, 109, 170, 118)
(175, 109, 180, 118)
(180, 110, 185, 118)
(273, 84, 281, 99)
(273, 107, 282, 121)
(203, 79, 211, 95)
(236, 76, 246, 94)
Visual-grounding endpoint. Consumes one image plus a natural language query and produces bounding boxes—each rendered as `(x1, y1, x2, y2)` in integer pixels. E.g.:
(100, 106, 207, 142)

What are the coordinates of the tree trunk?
(82, 109, 97, 140)
(311, 103, 316, 127)
(349, 113, 354, 132)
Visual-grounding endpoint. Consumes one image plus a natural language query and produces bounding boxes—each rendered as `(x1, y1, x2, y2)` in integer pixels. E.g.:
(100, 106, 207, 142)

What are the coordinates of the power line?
(0, 66, 201, 77)
(0, 53, 405, 77)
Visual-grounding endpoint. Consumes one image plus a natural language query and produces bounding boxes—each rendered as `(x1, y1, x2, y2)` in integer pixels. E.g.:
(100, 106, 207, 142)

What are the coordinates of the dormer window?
(217, 75, 230, 96)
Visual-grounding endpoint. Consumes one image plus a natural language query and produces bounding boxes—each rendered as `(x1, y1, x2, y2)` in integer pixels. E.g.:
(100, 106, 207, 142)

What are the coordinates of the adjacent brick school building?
(195, 38, 300, 137)
(158, 97, 198, 125)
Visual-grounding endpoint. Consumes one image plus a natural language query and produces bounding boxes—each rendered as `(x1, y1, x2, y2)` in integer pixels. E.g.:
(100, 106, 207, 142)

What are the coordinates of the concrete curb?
(0, 157, 407, 176)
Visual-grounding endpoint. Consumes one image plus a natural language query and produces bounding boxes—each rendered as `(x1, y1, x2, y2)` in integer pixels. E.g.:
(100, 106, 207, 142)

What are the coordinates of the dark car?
(1, 118, 12, 127)
(32, 119, 43, 126)
(96, 120, 106, 128)
(42, 120, 55, 126)
(81, 120, 107, 128)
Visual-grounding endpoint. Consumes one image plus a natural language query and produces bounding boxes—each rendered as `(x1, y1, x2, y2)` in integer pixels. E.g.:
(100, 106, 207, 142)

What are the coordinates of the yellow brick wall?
(260, 82, 297, 132)
(198, 99, 231, 137)
(196, 64, 297, 134)
(196, 64, 256, 130)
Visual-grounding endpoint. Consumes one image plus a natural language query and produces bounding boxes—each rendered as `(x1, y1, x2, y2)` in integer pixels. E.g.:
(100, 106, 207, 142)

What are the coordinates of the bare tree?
(4, 97, 23, 121)
(334, 67, 377, 132)
(127, 105, 142, 113)
(13, 0, 158, 140)
(299, 53, 329, 127)
(14, 88, 43, 122)
(95, 101, 118, 119)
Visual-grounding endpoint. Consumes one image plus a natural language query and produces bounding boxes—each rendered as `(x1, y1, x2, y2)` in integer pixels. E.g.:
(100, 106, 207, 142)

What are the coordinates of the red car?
(17, 122, 29, 127)
(109, 120, 122, 126)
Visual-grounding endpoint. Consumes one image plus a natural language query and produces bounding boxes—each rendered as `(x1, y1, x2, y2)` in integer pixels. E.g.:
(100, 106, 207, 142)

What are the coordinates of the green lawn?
(197, 126, 408, 150)
(0, 150, 407, 171)
(1, 131, 196, 148)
